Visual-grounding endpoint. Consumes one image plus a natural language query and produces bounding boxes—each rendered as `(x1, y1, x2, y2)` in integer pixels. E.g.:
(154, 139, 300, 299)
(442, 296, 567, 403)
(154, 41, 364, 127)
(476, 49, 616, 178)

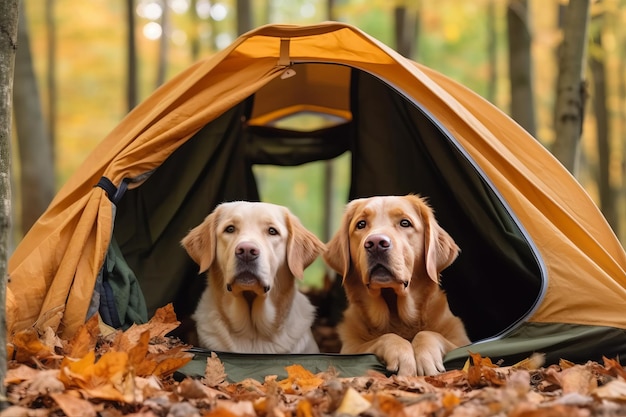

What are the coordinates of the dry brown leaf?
(25, 369, 65, 396)
(112, 326, 192, 379)
(559, 365, 597, 395)
(0, 405, 48, 417)
(50, 391, 97, 417)
(601, 356, 626, 380)
(143, 345, 193, 378)
(9, 328, 60, 364)
(127, 330, 150, 370)
(426, 368, 467, 388)
(66, 314, 100, 358)
(203, 352, 227, 387)
(4, 364, 41, 384)
(119, 304, 181, 348)
(593, 378, 626, 401)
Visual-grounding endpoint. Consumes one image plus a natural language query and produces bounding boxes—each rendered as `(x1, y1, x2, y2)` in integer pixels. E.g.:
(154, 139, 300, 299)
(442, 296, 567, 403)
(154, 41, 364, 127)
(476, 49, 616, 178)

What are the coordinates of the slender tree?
(237, 0, 253, 35)
(589, 9, 617, 231)
(14, 1, 55, 234)
(45, 0, 56, 162)
(551, 0, 590, 175)
(393, 2, 421, 59)
(156, 0, 170, 87)
(506, 0, 536, 137)
(0, 0, 20, 401)
(127, 0, 138, 110)
(486, 0, 498, 104)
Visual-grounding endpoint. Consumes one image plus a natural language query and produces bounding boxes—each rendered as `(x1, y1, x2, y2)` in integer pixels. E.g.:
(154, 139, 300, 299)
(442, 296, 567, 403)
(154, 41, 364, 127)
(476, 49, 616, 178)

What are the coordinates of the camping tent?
(8, 22, 626, 370)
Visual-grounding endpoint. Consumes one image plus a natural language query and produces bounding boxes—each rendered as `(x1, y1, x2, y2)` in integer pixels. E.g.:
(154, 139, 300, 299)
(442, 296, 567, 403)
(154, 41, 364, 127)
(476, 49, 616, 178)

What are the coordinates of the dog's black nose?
(364, 234, 392, 252)
(235, 241, 260, 262)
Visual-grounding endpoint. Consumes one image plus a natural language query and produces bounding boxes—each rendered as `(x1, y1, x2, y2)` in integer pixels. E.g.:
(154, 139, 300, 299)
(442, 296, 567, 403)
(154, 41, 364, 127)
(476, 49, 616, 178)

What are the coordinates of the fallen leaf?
(51, 391, 97, 417)
(336, 387, 371, 415)
(513, 353, 546, 370)
(278, 364, 324, 394)
(593, 379, 626, 401)
(66, 314, 100, 358)
(204, 352, 227, 387)
(602, 356, 626, 380)
(58, 350, 135, 403)
(4, 364, 41, 384)
(559, 365, 597, 395)
(9, 328, 60, 364)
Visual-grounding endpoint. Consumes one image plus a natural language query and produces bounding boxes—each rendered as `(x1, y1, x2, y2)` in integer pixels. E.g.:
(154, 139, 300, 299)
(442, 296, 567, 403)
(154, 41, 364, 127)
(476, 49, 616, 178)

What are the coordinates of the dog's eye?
(400, 219, 412, 228)
(356, 220, 366, 230)
(224, 225, 235, 233)
(268, 227, 279, 235)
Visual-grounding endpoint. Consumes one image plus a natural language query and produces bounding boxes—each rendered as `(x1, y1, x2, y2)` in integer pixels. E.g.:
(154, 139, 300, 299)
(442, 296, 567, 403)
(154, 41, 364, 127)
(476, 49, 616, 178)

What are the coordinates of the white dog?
(181, 201, 324, 354)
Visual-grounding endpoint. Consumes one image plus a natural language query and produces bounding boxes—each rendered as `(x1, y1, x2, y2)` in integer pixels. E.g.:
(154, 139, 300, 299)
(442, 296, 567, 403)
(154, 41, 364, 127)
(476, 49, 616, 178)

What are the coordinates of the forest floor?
(4, 304, 626, 417)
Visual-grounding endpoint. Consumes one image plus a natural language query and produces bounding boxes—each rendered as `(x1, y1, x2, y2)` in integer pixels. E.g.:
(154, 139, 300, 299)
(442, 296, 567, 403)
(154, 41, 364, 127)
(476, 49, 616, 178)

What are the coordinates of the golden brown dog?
(181, 201, 324, 354)
(324, 195, 470, 375)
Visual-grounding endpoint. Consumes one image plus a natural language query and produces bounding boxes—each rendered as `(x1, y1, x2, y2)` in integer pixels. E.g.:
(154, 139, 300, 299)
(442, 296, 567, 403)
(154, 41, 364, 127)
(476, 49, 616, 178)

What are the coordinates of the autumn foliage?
(4, 305, 626, 416)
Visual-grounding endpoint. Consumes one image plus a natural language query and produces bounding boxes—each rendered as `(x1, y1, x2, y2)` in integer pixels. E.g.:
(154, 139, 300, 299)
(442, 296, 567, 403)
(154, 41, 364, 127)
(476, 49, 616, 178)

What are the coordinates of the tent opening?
(112, 62, 544, 347)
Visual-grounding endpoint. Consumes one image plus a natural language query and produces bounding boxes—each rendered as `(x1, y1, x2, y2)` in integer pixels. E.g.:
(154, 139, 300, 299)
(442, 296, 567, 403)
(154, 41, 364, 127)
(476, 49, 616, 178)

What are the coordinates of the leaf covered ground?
(4, 305, 626, 417)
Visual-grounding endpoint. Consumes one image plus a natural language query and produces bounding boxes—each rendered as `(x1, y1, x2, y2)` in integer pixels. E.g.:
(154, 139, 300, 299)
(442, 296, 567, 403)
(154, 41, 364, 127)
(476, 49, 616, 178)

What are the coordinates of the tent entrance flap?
(111, 63, 544, 345)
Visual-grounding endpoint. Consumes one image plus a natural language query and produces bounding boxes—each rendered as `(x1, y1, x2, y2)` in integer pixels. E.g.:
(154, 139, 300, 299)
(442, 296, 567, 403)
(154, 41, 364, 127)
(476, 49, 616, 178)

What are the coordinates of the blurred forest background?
(9, 0, 626, 272)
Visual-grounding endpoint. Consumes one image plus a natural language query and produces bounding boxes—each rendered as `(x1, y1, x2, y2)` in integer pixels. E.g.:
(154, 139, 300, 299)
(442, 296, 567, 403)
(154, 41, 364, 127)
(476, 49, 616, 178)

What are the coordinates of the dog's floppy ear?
(285, 209, 325, 279)
(413, 196, 460, 283)
(181, 208, 219, 274)
(323, 201, 355, 280)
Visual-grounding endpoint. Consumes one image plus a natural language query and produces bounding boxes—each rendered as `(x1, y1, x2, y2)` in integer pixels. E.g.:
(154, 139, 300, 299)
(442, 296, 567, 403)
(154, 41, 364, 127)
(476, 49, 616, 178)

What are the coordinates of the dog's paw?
(373, 334, 417, 376)
(411, 331, 456, 376)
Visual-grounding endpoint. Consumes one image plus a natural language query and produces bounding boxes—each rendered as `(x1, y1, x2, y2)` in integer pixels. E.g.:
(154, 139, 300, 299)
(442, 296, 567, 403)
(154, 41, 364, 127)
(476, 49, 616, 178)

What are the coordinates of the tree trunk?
(156, 0, 169, 87)
(589, 11, 617, 232)
(45, 0, 56, 162)
(189, 0, 201, 61)
(237, 0, 253, 35)
(126, 0, 138, 110)
(551, 0, 590, 176)
(14, 1, 55, 234)
(506, 0, 536, 137)
(393, 3, 421, 59)
(0, 0, 19, 402)
(486, 0, 498, 103)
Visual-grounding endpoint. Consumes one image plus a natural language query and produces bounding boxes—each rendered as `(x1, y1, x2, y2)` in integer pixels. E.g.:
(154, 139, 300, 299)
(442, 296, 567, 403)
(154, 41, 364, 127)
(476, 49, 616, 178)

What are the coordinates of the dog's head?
(324, 195, 459, 294)
(181, 201, 325, 296)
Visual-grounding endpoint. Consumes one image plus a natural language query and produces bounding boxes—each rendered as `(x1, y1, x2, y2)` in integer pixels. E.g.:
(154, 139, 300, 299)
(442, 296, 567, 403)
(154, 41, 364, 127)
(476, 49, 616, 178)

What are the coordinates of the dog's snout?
(365, 234, 392, 252)
(235, 241, 260, 262)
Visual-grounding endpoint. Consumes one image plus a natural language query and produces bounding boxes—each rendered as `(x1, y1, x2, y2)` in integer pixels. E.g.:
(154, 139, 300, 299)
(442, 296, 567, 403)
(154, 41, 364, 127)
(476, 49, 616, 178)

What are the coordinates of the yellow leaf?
(336, 387, 371, 415)
(58, 350, 135, 403)
(277, 364, 324, 394)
